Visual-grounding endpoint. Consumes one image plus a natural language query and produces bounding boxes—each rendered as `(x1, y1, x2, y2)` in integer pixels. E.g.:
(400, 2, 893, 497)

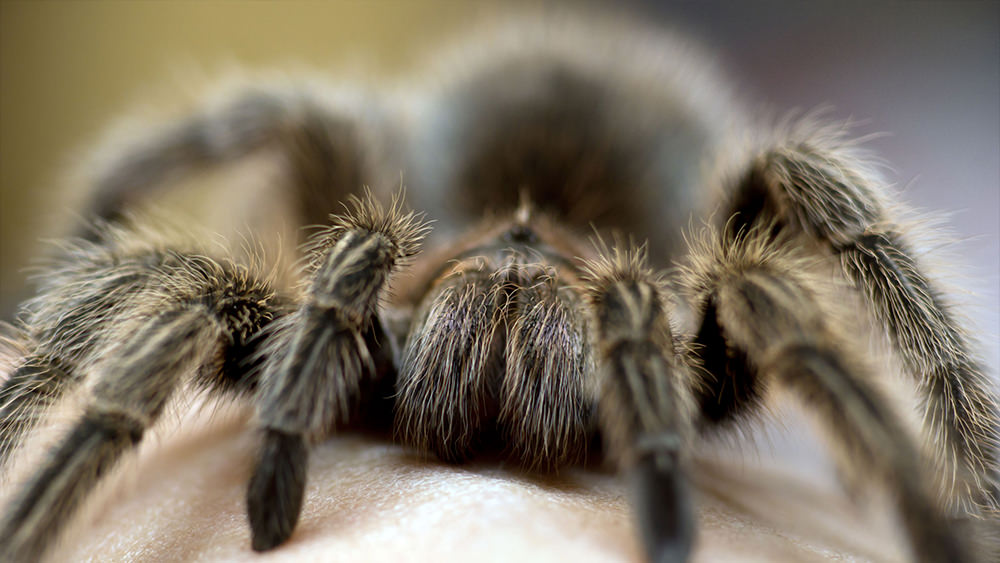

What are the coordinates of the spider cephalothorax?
(1, 15, 997, 563)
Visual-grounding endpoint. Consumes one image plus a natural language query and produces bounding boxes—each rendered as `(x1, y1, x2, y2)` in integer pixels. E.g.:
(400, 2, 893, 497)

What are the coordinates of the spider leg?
(684, 226, 970, 563)
(0, 312, 217, 562)
(0, 236, 277, 562)
(81, 85, 376, 238)
(0, 353, 76, 470)
(247, 191, 427, 551)
(581, 247, 695, 563)
(0, 299, 273, 561)
(1, 232, 186, 469)
(0, 226, 278, 471)
(726, 128, 1000, 513)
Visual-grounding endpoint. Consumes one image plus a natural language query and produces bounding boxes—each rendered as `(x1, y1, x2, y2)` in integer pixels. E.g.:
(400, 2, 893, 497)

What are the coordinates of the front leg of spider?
(246, 192, 428, 551)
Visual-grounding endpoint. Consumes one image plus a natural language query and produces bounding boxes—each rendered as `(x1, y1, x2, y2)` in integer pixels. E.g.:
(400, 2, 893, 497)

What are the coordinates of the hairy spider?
(1, 14, 998, 563)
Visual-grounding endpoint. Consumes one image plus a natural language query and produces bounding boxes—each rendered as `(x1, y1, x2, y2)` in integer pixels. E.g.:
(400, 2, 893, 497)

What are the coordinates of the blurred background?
(1, 1, 997, 376)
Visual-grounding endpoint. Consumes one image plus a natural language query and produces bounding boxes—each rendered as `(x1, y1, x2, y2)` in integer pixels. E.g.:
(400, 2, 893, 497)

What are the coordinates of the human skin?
(1, 396, 903, 563)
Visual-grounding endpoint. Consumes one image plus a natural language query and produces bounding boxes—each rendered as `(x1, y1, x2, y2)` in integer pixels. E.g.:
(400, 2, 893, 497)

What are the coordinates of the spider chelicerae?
(0, 15, 997, 563)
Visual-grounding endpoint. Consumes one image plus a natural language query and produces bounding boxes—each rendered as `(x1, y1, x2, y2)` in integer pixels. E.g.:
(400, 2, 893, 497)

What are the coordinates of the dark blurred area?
(1, 1, 996, 372)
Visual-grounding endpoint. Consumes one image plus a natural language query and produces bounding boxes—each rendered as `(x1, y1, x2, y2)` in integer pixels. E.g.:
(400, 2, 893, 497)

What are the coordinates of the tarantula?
(0, 15, 997, 563)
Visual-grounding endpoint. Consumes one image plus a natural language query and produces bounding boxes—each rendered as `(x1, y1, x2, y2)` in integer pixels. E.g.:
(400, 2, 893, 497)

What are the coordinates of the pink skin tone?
(2, 397, 902, 562)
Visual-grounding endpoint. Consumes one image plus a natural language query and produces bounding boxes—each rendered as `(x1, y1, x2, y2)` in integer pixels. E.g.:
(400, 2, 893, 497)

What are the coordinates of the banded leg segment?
(0, 238, 180, 469)
(729, 135, 1000, 511)
(582, 248, 695, 563)
(248, 193, 427, 551)
(685, 228, 970, 563)
(0, 231, 267, 470)
(0, 241, 278, 562)
(0, 355, 77, 469)
(0, 307, 224, 562)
